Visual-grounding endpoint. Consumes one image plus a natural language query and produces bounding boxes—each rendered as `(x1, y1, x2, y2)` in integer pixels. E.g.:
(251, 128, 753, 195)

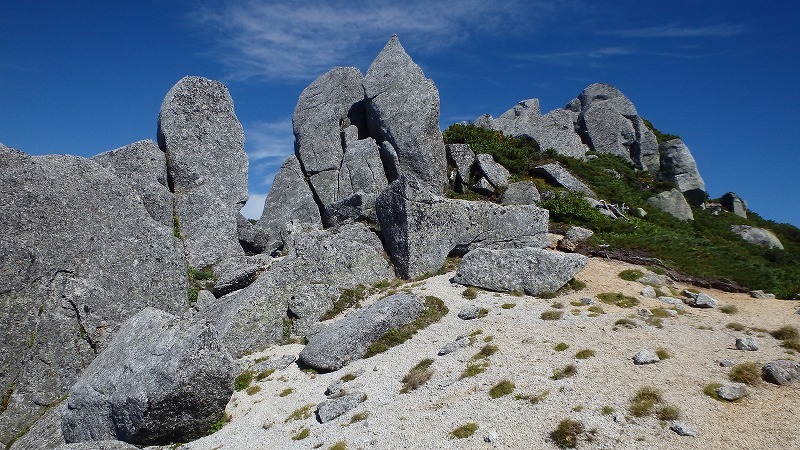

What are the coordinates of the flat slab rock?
(315, 392, 366, 423)
(453, 248, 587, 296)
(298, 293, 425, 371)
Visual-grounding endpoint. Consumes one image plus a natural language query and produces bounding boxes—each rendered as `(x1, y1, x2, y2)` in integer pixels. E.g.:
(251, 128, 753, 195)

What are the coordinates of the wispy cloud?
(513, 46, 636, 65)
(606, 23, 747, 39)
(245, 118, 293, 189)
(191, 0, 548, 81)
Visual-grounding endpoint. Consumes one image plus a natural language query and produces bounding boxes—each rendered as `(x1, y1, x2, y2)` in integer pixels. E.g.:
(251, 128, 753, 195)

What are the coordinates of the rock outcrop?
(61, 308, 235, 446)
(157, 76, 248, 267)
(0, 146, 187, 446)
(501, 181, 541, 205)
(453, 248, 588, 295)
(568, 83, 660, 172)
(647, 189, 694, 221)
(376, 176, 550, 279)
(731, 225, 784, 250)
(364, 35, 447, 193)
(531, 163, 597, 198)
(204, 222, 393, 356)
(720, 192, 747, 218)
(253, 155, 322, 254)
(90, 140, 172, 227)
(299, 293, 425, 371)
(656, 139, 706, 206)
(445, 143, 475, 193)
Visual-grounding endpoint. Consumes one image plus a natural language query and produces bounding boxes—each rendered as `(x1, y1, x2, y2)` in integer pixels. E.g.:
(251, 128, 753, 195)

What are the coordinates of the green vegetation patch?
(401, 358, 434, 393)
(292, 427, 310, 440)
(541, 310, 564, 321)
(618, 269, 644, 281)
(551, 418, 584, 448)
(729, 362, 761, 385)
(704, 382, 724, 401)
(450, 422, 479, 439)
(365, 296, 448, 357)
(554, 342, 570, 352)
(574, 349, 596, 359)
(597, 292, 639, 308)
(551, 364, 578, 380)
(285, 404, 316, 422)
(489, 379, 516, 398)
(234, 370, 253, 391)
(205, 412, 231, 435)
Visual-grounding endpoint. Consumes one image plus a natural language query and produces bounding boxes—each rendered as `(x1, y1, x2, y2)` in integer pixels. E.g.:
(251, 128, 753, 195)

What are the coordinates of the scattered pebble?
(670, 421, 698, 437)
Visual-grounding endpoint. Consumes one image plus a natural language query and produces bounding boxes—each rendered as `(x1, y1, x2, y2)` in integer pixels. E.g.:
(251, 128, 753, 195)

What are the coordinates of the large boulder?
(647, 189, 694, 221)
(474, 154, 510, 191)
(253, 155, 322, 254)
(445, 143, 475, 192)
(730, 225, 784, 250)
(157, 76, 248, 267)
(90, 140, 172, 227)
(453, 248, 588, 295)
(0, 146, 187, 447)
(720, 192, 747, 218)
(569, 83, 660, 172)
(501, 181, 541, 205)
(298, 293, 425, 371)
(530, 163, 597, 198)
(364, 35, 447, 193)
(656, 139, 706, 206)
(325, 137, 389, 225)
(762, 360, 800, 385)
(204, 222, 393, 356)
(490, 99, 540, 136)
(61, 308, 235, 446)
(376, 177, 550, 279)
(292, 66, 367, 208)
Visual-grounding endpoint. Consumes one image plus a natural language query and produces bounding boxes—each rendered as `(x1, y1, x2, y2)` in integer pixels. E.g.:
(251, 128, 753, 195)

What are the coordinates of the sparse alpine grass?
(729, 362, 761, 385)
(489, 379, 515, 398)
(551, 418, 584, 448)
(541, 310, 564, 320)
(364, 296, 448, 357)
(618, 269, 644, 281)
(574, 349, 595, 359)
(450, 422, 479, 439)
(598, 292, 639, 308)
(401, 358, 434, 393)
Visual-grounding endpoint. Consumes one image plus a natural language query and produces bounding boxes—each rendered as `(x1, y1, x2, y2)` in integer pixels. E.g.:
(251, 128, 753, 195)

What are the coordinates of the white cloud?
(513, 46, 636, 65)
(241, 192, 267, 220)
(607, 23, 747, 39)
(191, 0, 545, 81)
(244, 118, 294, 190)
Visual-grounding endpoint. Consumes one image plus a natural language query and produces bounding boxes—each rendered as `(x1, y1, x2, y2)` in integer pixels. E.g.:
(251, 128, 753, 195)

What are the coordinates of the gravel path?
(164, 257, 800, 450)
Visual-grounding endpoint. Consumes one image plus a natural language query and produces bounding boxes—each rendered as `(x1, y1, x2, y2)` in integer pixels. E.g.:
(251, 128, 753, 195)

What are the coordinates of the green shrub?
(285, 404, 316, 422)
(618, 269, 644, 281)
(279, 387, 294, 397)
(323, 285, 367, 320)
(541, 310, 564, 320)
(460, 360, 489, 379)
(443, 123, 542, 175)
(642, 118, 681, 143)
(600, 405, 615, 415)
(501, 302, 516, 309)
(587, 305, 605, 314)
(551, 364, 578, 380)
(658, 405, 681, 421)
(489, 379, 515, 398)
(329, 441, 348, 450)
(614, 318, 638, 328)
(365, 296, 448, 357)
(554, 342, 570, 352)
(597, 292, 639, 308)
(450, 422, 479, 439)
(256, 369, 274, 381)
(205, 412, 231, 435)
(719, 305, 738, 314)
(729, 362, 761, 385)
(656, 348, 671, 360)
(551, 418, 584, 448)
(474, 344, 498, 359)
(246, 385, 261, 396)
(575, 349, 595, 359)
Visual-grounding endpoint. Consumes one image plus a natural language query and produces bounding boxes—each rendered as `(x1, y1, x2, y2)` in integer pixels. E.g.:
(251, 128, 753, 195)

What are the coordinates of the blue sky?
(2, 1, 799, 225)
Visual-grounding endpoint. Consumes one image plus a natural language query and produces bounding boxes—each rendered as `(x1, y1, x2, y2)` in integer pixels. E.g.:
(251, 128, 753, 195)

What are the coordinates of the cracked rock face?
(376, 176, 550, 279)
(0, 145, 187, 447)
(364, 35, 447, 193)
(656, 139, 706, 206)
(158, 76, 248, 267)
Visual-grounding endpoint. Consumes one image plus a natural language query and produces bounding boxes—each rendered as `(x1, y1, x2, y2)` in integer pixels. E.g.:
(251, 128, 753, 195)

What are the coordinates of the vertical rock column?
(158, 76, 249, 267)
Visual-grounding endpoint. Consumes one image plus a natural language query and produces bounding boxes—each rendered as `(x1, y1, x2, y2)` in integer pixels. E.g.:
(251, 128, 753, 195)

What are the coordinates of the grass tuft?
(551, 418, 584, 448)
(771, 325, 799, 341)
(401, 358, 434, 393)
(364, 296, 448, 357)
(719, 305, 738, 314)
(462, 287, 479, 299)
(285, 404, 316, 423)
(729, 362, 761, 385)
(554, 342, 570, 352)
(704, 382, 724, 401)
(489, 379, 516, 398)
(451, 422, 478, 439)
(597, 292, 639, 308)
(541, 310, 564, 320)
(574, 349, 595, 359)
(551, 364, 578, 380)
(292, 427, 310, 440)
(501, 302, 516, 309)
(618, 269, 644, 281)
(234, 370, 253, 391)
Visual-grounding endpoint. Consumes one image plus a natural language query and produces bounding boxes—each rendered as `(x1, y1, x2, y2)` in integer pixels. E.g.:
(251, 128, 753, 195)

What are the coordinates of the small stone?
(749, 290, 775, 299)
(640, 285, 657, 298)
(315, 392, 367, 423)
(670, 421, 698, 437)
(458, 305, 481, 320)
(719, 360, 735, 368)
(579, 297, 594, 305)
(658, 296, 683, 306)
(613, 413, 626, 424)
(438, 336, 469, 355)
(484, 432, 498, 443)
(716, 383, 748, 401)
(735, 337, 758, 351)
(637, 309, 653, 319)
(325, 380, 344, 397)
(633, 349, 660, 365)
(691, 293, 717, 308)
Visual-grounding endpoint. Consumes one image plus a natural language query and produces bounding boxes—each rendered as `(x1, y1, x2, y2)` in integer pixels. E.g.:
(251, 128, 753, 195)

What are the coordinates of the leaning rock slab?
(762, 360, 800, 385)
(61, 308, 235, 445)
(657, 139, 706, 206)
(445, 143, 475, 192)
(531, 163, 597, 198)
(376, 176, 550, 279)
(364, 35, 447, 192)
(474, 153, 510, 190)
(720, 192, 747, 218)
(299, 293, 425, 371)
(0, 146, 187, 446)
(453, 248, 587, 296)
(157, 76, 248, 267)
